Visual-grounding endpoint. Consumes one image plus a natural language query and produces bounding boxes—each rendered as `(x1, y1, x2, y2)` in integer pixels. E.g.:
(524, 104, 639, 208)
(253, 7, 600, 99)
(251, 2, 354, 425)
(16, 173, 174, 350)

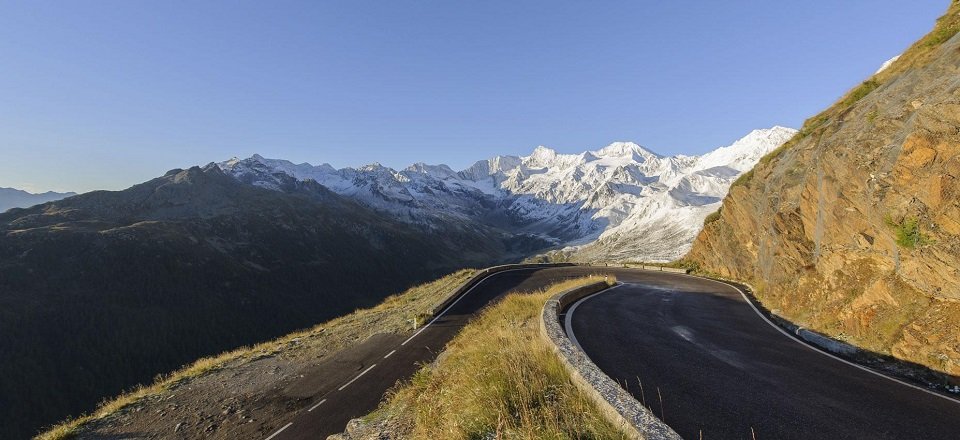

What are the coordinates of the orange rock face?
(687, 10, 960, 377)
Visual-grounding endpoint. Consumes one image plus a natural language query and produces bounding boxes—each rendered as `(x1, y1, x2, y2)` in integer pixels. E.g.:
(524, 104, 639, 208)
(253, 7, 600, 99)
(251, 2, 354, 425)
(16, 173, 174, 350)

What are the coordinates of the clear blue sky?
(0, 1, 948, 193)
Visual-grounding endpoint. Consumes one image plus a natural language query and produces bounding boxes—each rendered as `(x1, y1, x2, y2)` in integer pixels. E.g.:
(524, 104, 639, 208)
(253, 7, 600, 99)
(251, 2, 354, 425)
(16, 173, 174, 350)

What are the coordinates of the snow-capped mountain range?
(218, 126, 797, 262)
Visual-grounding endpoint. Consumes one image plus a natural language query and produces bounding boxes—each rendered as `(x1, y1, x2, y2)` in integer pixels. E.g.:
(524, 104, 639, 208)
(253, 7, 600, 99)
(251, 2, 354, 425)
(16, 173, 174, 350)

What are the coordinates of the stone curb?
(572, 262, 690, 274)
(540, 282, 682, 440)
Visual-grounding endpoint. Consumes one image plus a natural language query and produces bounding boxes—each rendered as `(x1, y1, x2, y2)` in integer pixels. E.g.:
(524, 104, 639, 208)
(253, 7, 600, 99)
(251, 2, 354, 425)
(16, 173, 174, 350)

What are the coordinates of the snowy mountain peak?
(595, 141, 658, 159)
(217, 125, 795, 262)
(223, 157, 242, 167)
(531, 145, 556, 156)
(360, 162, 388, 171)
(875, 54, 902, 74)
(406, 162, 457, 179)
(459, 155, 522, 182)
(526, 146, 559, 167)
(733, 126, 796, 150)
(696, 126, 797, 172)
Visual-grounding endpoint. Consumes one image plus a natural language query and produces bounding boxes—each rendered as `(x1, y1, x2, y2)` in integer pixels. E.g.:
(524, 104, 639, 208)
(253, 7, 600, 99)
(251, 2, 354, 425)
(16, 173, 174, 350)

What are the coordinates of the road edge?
(430, 263, 575, 317)
(540, 281, 682, 440)
(683, 273, 960, 404)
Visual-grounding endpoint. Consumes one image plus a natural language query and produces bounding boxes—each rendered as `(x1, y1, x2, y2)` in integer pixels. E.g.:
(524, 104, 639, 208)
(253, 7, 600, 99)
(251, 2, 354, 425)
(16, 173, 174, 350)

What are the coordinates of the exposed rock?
(687, 4, 960, 378)
(327, 417, 402, 440)
(218, 127, 796, 263)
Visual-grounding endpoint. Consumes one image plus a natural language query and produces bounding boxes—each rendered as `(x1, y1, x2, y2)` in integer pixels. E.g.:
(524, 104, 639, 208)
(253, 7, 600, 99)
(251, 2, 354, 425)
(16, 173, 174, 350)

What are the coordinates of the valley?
(5, 2, 960, 439)
(219, 126, 796, 263)
(0, 167, 517, 439)
(3, 125, 791, 439)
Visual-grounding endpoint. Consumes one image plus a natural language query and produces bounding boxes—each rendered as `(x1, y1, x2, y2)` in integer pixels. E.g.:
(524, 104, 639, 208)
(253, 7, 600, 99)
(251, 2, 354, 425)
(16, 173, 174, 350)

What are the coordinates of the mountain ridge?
(220, 126, 797, 262)
(0, 165, 527, 439)
(0, 187, 76, 213)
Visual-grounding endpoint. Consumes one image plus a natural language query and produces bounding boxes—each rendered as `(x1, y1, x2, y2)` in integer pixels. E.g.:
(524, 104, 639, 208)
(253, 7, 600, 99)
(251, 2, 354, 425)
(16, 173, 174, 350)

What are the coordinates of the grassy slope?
(686, 1, 960, 383)
(733, 0, 960, 189)
(38, 269, 478, 440)
(359, 276, 625, 440)
(1, 166, 485, 440)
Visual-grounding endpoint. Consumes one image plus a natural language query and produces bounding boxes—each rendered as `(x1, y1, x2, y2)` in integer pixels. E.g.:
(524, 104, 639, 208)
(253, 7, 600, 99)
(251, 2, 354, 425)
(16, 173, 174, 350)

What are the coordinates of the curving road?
(264, 266, 960, 440)
(566, 270, 960, 440)
(268, 266, 597, 440)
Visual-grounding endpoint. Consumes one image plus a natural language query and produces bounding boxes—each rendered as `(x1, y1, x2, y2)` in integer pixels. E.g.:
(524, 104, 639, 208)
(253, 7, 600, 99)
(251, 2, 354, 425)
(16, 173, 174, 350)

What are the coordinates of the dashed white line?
(400, 267, 537, 346)
(307, 398, 327, 412)
(264, 422, 292, 440)
(261, 266, 565, 439)
(338, 363, 377, 391)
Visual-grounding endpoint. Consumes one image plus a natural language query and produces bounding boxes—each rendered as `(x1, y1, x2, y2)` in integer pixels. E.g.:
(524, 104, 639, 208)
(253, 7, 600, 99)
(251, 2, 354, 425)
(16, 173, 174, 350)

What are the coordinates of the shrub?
(703, 209, 722, 226)
(923, 10, 960, 48)
(885, 215, 932, 249)
(842, 80, 880, 108)
(731, 168, 755, 188)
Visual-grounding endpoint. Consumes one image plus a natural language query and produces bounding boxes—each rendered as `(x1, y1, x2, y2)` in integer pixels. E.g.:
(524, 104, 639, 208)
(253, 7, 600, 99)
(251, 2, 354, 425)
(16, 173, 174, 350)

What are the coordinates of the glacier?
(217, 126, 797, 262)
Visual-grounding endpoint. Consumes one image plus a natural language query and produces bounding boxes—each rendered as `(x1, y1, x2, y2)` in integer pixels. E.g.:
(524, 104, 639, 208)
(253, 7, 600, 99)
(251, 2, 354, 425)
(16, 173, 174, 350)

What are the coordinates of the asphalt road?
(566, 270, 960, 440)
(266, 266, 960, 440)
(269, 266, 599, 440)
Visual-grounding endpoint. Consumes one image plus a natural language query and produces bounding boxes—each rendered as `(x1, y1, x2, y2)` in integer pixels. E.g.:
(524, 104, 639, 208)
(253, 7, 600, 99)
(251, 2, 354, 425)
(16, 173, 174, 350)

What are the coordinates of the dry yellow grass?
(734, 1, 960, 188)
(36, 269, 478, 440)
(371, 275, 625, 440)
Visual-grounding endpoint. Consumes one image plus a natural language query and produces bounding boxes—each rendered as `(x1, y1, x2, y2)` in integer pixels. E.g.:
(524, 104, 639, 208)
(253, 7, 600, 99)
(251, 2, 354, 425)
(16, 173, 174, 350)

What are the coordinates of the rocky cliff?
(687, 2, 960, 377)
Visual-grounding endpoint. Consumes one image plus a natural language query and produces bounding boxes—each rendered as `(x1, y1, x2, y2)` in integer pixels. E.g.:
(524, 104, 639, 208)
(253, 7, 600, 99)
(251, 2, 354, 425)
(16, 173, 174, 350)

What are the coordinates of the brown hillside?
(687, 2, 960, 377)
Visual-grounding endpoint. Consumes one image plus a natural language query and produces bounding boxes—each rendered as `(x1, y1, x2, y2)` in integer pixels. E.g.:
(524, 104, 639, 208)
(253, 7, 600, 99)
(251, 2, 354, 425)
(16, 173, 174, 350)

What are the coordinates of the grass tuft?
(375, 276, 625, 440)
(841, 80, 880, 108)
(703, 208, 722, 226)
(885, 215, 932, 249)
(733, 1, 960, 187)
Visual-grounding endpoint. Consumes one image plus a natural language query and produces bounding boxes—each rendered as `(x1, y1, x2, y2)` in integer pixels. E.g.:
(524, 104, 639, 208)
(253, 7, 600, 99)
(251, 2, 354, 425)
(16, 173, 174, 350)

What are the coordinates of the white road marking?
(307, 398, 327, 412)
(400, 327, 427, 346)
(338, 363, 377, 391)
(264, 422, 292, 440)
(400, 267, 540, 346)
(677, 272, 960, 405)
(564, 283, 624, 351)
(259, 266, 617, 438)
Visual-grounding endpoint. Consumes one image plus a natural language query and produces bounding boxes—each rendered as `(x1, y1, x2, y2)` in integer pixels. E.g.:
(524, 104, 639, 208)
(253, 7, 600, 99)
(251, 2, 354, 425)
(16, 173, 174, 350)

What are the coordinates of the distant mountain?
(0, 165, 531, 439)
(220, 126, 797, 262)
(0, 187, 75, 212)
(1, 126, 794, 438)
